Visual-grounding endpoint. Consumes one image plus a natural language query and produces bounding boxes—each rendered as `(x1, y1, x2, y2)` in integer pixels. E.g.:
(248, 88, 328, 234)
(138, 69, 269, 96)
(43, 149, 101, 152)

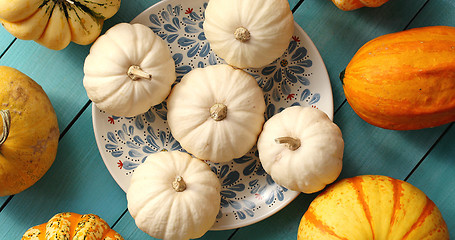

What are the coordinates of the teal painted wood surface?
(0, 28, 14, 54)
(406, 0, 455, 28)
(1, 0, 454, 239)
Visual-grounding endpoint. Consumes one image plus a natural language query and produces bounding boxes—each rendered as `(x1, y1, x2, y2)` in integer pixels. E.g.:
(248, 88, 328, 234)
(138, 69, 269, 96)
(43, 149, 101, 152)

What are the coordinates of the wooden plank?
(405, 0, 455, 28)
(0, 105, 127, 239)
(0, 28, 15, 54)
(407, 124, 455, 238)
(292, 0, 427, 111)
(113, 210, 236, 239)
(334, 108, 451, 179)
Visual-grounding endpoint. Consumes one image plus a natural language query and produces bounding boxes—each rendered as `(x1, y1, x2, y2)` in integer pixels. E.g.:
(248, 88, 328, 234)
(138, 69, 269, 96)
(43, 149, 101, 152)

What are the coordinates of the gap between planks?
(0, 38, 16, 60)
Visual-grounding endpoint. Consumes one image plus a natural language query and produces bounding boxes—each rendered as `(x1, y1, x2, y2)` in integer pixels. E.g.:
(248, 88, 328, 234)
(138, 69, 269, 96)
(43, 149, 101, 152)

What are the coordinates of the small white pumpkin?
(203, 0, 294, 69)
(83, 23, 176, 117)
(127, 151, 221, 240)
(257, 106, 344, 193)
(167, 64, 266, 163)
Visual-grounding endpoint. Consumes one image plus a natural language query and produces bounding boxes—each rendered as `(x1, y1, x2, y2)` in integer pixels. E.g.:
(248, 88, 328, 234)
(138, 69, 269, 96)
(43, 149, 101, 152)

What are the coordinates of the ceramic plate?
(92, 0, 333, 230)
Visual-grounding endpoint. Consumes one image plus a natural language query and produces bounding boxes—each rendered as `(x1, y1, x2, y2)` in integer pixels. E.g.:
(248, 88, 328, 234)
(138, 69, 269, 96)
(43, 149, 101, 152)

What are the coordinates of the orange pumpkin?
(298, 175, 449, 239)
(331, 0, 390, 11)
(22, 212, 124, 240)
(341, 26, 455, 130)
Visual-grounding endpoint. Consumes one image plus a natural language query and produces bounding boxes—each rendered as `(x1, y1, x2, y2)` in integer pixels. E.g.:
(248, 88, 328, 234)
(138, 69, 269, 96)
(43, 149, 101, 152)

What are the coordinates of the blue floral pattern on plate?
(92, 0, 333, 230)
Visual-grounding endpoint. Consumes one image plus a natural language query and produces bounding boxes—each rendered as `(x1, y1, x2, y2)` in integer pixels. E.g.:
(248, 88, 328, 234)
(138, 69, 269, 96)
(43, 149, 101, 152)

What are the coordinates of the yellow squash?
(22, 212, 124, 240)
(0, 0, 121, 50)
(0, 66, 59, 196)
(342, 26, 455, 130)
(298, 175, 449, 239)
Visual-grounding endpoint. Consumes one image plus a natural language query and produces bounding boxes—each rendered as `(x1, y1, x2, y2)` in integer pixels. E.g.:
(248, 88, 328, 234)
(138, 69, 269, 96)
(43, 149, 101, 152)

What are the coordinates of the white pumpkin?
(127, 151, 221, 240)
(257, 106, 344, 193)
(203, 0, 294, 69)
(167, 64, 266, 163)
(83, 23, 176, 117)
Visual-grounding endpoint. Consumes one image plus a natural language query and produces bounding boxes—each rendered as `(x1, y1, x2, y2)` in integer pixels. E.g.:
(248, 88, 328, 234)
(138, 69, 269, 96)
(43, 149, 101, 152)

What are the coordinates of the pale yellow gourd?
(257, 106, 344, 193)
(203, 0, 294, 69)
(0, 0, 121, 50)
(83, 23, 176, 117)
(167, 64, 266, 163)
(127, 151, 221, 240)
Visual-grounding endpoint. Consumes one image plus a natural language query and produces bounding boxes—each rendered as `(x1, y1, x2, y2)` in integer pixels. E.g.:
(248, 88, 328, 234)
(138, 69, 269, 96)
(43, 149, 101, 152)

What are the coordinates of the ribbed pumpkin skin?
(297, 175, 449, 240)
(342, 26, 455, 130)
(22, 212, 124, 240)
(0, 0, 121, 50)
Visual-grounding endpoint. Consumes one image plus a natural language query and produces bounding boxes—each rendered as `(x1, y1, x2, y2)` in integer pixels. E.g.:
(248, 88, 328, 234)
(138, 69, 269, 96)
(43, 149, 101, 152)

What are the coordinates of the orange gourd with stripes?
(341, 26, 455, 130)
(22, 212, 124, 240)
(298, 175, 449, 239)
(331, 0, 390, 11)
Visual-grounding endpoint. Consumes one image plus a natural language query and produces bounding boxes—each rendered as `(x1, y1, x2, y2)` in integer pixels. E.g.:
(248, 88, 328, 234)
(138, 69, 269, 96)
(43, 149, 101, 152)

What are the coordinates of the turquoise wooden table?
(0, 0, 454, 239)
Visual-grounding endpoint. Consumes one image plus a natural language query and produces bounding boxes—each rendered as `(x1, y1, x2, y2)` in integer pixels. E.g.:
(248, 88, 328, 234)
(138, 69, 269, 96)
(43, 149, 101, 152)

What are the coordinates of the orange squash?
(298, 175, 449, 239)
(331, 0, 390, 11)
(22, 212, 124, 240)
(0, 66, 59, 196)
(341, 26, 455, 130)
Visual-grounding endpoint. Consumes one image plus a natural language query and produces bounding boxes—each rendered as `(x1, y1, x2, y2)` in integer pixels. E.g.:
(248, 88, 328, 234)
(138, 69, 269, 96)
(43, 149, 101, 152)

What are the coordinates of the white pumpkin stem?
(127, 65, 152, 81)
(0, 110, 11, 146)
(172, 176, 187, 192)
(210, 103, 227, 121)
(275, 137, 301, 151)
(234, 27, 251, 42)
